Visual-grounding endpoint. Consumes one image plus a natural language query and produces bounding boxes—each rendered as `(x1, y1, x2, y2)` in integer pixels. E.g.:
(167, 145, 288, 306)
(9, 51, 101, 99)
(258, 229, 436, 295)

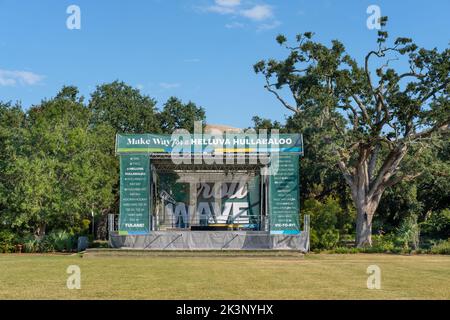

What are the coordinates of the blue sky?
(1, 0, 449, 128)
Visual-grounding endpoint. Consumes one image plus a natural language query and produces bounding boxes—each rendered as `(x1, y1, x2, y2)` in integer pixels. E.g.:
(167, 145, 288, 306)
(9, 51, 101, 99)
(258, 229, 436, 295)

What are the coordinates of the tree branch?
(420, 81, 450, 104)
(264, 79, 299, 114)
(334, 147, 354, 188)
(384, 172, 421, 189)
(351, 94, 370, 122)
(405, 123, 449, 141)
(368, 144, 408, 200)
(368, 144, 380, 181)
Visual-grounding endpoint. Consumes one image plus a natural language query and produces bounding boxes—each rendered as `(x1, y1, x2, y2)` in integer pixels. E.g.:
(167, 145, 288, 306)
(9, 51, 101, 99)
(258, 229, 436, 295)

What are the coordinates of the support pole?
(304, 214, 310, 252)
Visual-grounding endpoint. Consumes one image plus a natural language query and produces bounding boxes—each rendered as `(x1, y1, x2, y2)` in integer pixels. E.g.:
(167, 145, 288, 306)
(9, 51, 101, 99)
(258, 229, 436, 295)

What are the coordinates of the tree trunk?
(350, 147, 382, 248)
(35, 222, 46, 239)
(337, 144, 408, 248)
(96, 212, 109, 240)
(355, 206, 373, 247)
(353, 193, 382, 247)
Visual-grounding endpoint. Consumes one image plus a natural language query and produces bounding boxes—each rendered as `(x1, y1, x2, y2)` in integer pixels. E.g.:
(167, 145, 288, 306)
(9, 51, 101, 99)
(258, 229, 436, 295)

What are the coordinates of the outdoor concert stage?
(110, 132, 308, 251)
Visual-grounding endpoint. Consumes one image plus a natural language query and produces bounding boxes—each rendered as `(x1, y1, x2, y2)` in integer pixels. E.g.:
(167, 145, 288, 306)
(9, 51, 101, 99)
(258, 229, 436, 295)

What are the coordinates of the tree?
(3, 87, 116, 236)
(254, 18, 449, 247)
(88, 81, 162, 236)
(89, 81, 160, 133)
(0, 102, 26, 231)
(158, 97, 205, 133)
(251, 116, 282, 131)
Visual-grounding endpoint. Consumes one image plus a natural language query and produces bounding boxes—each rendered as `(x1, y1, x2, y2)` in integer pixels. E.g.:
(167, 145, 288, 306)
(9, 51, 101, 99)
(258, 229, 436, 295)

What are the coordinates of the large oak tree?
(254, 18, 449, 247)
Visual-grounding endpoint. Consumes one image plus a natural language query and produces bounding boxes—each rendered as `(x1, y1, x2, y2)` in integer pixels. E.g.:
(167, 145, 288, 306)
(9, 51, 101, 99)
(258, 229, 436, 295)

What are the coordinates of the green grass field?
(0, 253, 449, 299)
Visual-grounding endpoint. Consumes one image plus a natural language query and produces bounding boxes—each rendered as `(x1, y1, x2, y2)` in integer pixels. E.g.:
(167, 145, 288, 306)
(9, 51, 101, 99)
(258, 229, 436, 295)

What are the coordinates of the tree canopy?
(89, 80, 160, 134)
(158, 97, 205, 133)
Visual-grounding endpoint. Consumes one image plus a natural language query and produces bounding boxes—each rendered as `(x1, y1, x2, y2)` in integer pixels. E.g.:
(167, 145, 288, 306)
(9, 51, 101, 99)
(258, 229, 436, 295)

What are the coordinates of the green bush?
(304, 197, 342, 249)
(23, 238, 40, 253)
(420, 209, 450, 240)
(430, 239, 450, 254)
(390, 247, 403, 254)
(38, 236, 55, 252)
(396, 215, 420, 250)
(45, 230, 76, 252)
(81, 219, 91, 236)
(371, 234, 395, 252)
(0, 229, 78, 253)
(0, 230, 18, 253)
(320, 229, 340, 249)
(310, 228, 340, 249)
(330, 247, 360, 254)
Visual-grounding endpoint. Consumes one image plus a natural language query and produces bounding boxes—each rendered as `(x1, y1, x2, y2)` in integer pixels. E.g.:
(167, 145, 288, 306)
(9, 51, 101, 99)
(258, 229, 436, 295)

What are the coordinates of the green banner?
(119, 155, 151, 235)
(269, 154, 300, 234)
(116, 133, 303, 154)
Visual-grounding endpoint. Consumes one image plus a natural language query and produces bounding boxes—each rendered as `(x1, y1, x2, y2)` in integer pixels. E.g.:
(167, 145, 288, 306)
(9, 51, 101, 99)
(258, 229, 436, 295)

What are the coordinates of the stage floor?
(109, 231, 309, 251)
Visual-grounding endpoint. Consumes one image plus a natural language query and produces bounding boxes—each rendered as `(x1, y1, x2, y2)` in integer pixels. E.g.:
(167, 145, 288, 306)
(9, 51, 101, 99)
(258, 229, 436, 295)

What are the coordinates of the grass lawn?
(0, 253, 449, 299)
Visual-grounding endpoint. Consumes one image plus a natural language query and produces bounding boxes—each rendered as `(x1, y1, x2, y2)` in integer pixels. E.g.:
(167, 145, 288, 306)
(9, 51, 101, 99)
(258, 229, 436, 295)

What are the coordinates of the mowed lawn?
(0, 253, 449, 299)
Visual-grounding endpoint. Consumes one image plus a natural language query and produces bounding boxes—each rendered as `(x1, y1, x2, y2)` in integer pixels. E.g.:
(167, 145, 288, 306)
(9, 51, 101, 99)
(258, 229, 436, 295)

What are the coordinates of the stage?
(113, 133, 307, 251)
(109, 230, 309, 251)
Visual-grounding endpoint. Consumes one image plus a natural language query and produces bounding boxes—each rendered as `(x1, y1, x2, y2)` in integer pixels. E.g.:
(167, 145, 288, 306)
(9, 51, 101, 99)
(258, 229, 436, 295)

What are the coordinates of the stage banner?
(119, 154, 151, 235)
(269, 154, 300, 235)
(115, 133, 303, 154)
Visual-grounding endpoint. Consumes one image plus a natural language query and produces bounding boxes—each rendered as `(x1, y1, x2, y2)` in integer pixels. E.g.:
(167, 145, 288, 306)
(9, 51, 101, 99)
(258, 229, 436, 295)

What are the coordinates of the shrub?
(0, 230, 18, 253)
(420, 209, 450, 240)
(320, 229, 340, 249)
(430, 239, 450, 255)
(371, 234, 395, 252)
(0, 230, 79, 253)
(38, 236, 55, 252)
(303, 197, 342, 249)
(81, 219, 91, 236)
(396, 215, 420, 250)
(45, 230, 76, 252)
(390, 247, 403, 254)
(331, 247, 360, 254)
(23, 238, 40, 253)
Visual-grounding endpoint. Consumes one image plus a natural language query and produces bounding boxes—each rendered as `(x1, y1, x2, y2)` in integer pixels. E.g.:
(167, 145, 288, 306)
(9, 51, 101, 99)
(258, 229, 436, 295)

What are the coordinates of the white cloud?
(159, 82, 180, 89)
(0, 69, 44, 86)
(240, 5, 273, 21)
(205, 5, 235, 15)
(215, 0, 241, 7)
(201, 1, 278, 31)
